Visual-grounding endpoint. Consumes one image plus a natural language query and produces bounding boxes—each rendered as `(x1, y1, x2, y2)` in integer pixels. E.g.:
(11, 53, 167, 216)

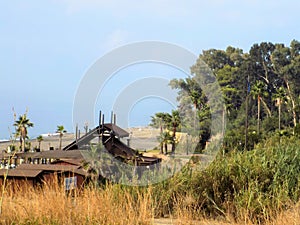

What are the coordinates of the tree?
(250, 80, 271, 134)
(170, 77, 206, 111)
(160, 131, 172, 155)
(199, 49, 232, 72)
(150, 39, 300, 153)
(170, 60, 216, 152)
(150, 112, 170, 154)
(216, 65, 239, 110)
(169, 110, 181, 153)
(273, 87, 288, 132)
(249, 42, 275, 84)
(270, 41, 300, 130)
(82, 145, 103, 187)
(13, 113, 34, 152)
(150, 111, 181, 154)
(56, 125, 66, 150)
(36, 135, 43, 150)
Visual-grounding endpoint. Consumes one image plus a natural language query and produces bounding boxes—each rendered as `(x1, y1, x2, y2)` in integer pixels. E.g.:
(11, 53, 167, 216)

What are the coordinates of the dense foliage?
(146, 40, 300, 223)
(149, 135, 300, 223)
(167, 40, 300, 151)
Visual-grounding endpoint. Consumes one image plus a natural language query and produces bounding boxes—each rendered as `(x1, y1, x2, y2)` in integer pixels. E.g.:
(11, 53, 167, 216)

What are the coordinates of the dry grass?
(0, 182, 152, 225)
(2, 135, 300, 224)
(170, 199, 300, 225)
(1, 181, 300, 225)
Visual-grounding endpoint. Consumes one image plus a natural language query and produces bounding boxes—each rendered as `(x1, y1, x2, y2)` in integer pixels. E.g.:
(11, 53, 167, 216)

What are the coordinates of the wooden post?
(75, 124, 78, 145)
(99, 111, 102, 128)
(114, 114, 116, 125)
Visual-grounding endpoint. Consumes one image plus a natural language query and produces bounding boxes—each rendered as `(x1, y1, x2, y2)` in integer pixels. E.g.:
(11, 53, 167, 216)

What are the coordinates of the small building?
(0, 163, 88, 190)
(0, 168, 42, 187)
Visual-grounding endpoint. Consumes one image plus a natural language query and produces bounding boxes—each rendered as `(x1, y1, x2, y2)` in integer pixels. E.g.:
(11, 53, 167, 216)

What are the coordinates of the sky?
(1, 0, 300, 139)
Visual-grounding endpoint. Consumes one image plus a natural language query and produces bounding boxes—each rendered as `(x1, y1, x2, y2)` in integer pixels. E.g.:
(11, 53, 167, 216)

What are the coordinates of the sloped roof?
(15, 152, 40, 158)
(104, 123, 129, 138)
(39, 150, 84, 159)
(15, 150, 85, 159)
(0, 169, 42, 178)
(51, 158, 83, 166)
(73, 168, 88, 176)
(16, 164, 80, 171)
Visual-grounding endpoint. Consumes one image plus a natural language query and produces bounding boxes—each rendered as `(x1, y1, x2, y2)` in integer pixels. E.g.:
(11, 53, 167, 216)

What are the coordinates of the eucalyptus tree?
(249, 42, 275, 84)
(199, 49, 232, 72)
(271, 42, 300, 128)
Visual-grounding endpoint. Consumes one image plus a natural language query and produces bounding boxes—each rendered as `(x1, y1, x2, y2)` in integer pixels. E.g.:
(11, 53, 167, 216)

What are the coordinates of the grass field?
(1, 181, 300, 225)
(1, 132, 300, 224)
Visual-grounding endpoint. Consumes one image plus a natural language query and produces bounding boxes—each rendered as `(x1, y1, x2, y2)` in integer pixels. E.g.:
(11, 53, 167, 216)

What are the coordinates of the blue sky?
(1, 0, 300, 139)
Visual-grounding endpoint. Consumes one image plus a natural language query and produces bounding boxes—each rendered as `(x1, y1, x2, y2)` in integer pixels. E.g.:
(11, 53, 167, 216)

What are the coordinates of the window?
(64, 176, 77, 190)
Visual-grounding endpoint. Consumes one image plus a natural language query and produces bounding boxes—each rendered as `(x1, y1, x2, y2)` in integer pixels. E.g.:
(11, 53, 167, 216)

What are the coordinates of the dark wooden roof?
(15, 150, 85, 159)
(17, 164, 80, 171)
(62, 123, 129, 150)
(104, 123, 129, 138)
(17, 164, 88, 176)
(0, 169, 42, 178)
(10, 164, 88, 177)
(51, 158, 83, 166)
(0, 164, 88, 178)
(39, 150, 85, 159)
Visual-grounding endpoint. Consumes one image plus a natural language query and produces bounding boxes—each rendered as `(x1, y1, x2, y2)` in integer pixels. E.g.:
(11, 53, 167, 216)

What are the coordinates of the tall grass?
(1, 135, 300, 224)
(147, 135, 300, 224)
(0, 182, 152, 225)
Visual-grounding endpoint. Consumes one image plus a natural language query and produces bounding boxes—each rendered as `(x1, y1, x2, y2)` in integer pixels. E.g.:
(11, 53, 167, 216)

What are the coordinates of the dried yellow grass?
(1, 181, 300, 225)
(0, 182, 152, 225)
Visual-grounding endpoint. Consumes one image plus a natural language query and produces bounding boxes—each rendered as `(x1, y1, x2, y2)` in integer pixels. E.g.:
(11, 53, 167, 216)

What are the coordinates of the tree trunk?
(21, 138, 25, 152)
(257, 96, 261, 134)
(245, 94, 249, 151)
(59, 134, 63, 150)
(278, 101, 281, 132)
(164, 142, 168, 155)
(284, 77, 297, 128)
(171, 126, 176, 153)
(20, 126, 27, 152)
(261, 98, 272, 117)
(222, 107, 226, 136)
(160, 125, 163, 154)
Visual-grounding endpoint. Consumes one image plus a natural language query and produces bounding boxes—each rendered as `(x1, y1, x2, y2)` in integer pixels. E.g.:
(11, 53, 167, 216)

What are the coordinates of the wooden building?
(0, 163, 88, 190)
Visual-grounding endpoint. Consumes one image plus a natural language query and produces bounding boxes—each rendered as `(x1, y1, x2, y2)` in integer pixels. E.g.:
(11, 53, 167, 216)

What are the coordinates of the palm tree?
(36, 135, 44, 150)
(250, 80, 270, 134)
(169, 110, 181, 154)
(56, 125, 66, 150)
(13, 113, 34, 152)
(82, 145, 102, 187)
(161, 131, 172, 155)
(150, 112, 170, 154)
(273, 87, 287, 132)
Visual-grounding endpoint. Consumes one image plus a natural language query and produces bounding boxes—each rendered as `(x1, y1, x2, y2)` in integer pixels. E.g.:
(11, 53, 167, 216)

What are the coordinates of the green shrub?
(145, 135, 300, 223)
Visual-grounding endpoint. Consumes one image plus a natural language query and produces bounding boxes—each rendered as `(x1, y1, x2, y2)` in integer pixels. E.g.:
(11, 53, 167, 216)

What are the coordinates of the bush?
(147, 135, 300, 223)
(187, 136, 300, 222)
